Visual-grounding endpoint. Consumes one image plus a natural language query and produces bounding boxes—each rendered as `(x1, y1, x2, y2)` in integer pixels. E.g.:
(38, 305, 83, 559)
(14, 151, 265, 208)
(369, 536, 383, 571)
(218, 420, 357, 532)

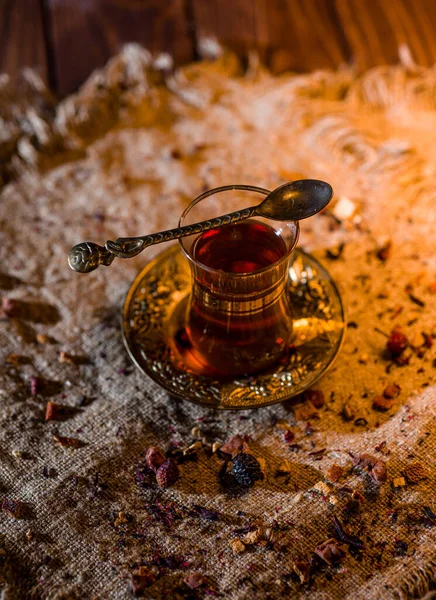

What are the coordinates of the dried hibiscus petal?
(220, 435, 246, 456)
(314, 538, 346, 566)
(332, 516, 364, 549)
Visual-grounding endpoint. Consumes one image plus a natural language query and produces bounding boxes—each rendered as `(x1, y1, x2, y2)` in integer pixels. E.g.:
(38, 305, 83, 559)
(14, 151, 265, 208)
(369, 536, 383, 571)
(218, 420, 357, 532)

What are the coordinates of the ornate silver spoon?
(68, 179, 332, 273)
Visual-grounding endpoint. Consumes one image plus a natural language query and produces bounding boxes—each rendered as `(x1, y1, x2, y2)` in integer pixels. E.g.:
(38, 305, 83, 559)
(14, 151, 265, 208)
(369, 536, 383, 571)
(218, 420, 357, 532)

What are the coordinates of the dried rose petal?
(145, 447, 166, 472)
(2, 498, 22, 518)
(314, 538, 346, 566)
(383, 384, 401, 399)
(403, 462, 428, 483)
(184, 572, 205, 589)
(220, 435, 245, 456)
(304, 389, 325, 408)
(325, 464, 344, 483)
(353, 454, 387, 484)
(372, 396, 394, 411)
(387, 327, 408, 357)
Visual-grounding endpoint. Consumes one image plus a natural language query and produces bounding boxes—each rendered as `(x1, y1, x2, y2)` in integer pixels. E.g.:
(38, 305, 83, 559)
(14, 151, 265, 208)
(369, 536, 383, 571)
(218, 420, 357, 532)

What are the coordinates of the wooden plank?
(0, 0, 48, 84)
(47, 0, 195, 96)
(335, 0, 436, 70)
(192, 0, 350, 73)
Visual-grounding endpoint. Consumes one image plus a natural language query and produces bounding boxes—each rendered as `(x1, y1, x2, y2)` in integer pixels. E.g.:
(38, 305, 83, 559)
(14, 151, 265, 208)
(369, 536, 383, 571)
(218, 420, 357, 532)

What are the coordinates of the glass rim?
(178, 184, 300, 277)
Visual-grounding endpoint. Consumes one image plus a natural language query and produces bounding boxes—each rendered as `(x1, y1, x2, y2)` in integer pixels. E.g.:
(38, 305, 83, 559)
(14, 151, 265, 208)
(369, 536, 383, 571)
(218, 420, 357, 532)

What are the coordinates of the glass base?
(122, 245, 346, 409)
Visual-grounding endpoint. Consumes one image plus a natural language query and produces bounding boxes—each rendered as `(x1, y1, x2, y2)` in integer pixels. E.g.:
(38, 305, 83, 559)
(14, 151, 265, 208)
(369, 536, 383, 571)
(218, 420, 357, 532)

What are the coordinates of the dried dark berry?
(145, 447, 166, 472)
(232, 452, 263, 487)
(155, 459, 179, 488)
(387, 327, 408, 357)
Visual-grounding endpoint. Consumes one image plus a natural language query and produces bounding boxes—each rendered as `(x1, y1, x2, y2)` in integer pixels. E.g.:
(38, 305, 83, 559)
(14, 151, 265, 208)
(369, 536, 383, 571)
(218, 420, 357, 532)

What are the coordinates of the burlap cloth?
(0, 45, 435, 600)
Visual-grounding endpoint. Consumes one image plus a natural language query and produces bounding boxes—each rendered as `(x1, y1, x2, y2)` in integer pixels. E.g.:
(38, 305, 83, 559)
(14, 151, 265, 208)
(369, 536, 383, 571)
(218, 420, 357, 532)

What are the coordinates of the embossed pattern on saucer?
(122, 245, 346, 409)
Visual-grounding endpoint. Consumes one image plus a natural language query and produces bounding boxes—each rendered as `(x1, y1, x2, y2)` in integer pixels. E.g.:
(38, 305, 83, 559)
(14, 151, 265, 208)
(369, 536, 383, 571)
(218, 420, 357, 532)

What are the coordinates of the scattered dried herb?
(314, 538, 346, 566)
(156, 459, 179, 488)
(394, 540, 408, 556)
(229, 538, 246, 554)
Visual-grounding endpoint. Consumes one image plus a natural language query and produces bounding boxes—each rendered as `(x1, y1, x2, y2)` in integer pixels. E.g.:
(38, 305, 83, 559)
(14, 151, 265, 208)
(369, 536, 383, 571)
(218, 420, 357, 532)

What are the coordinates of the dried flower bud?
(387, 326, 408, 357)
(155, 459, 179, 488)
(304, 389, 325, 408)
(145, 447, 166, 472)
(314, 538, 346, 566)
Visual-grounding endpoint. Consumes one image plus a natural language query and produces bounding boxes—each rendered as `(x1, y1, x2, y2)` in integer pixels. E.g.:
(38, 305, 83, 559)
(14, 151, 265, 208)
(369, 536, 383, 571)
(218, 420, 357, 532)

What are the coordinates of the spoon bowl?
(68, 179, 333, 273)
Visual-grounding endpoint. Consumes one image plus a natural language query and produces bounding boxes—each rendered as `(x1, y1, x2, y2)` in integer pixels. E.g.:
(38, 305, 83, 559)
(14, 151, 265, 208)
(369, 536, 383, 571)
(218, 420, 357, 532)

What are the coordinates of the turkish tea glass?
(179, 185, 299, 377)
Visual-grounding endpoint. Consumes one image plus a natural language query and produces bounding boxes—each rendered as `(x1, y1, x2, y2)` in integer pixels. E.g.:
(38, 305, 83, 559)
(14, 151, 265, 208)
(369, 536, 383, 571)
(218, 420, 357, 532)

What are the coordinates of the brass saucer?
(122, 245, 346, 409)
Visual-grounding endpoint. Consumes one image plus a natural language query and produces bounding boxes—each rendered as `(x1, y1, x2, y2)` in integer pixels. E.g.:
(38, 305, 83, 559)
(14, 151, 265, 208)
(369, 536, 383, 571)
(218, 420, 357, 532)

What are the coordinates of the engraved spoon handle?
(68, 206, 258, 273)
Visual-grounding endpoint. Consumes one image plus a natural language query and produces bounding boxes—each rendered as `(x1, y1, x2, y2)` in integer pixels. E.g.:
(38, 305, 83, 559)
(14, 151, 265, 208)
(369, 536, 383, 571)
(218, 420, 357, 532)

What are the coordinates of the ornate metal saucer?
(122, 245, 346, 409)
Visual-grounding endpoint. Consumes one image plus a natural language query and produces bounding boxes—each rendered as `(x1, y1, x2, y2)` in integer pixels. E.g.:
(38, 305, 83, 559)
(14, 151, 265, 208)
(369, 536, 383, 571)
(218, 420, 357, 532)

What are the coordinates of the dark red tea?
(178, 219, 293, 377)
(192, 220, 287, 273)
